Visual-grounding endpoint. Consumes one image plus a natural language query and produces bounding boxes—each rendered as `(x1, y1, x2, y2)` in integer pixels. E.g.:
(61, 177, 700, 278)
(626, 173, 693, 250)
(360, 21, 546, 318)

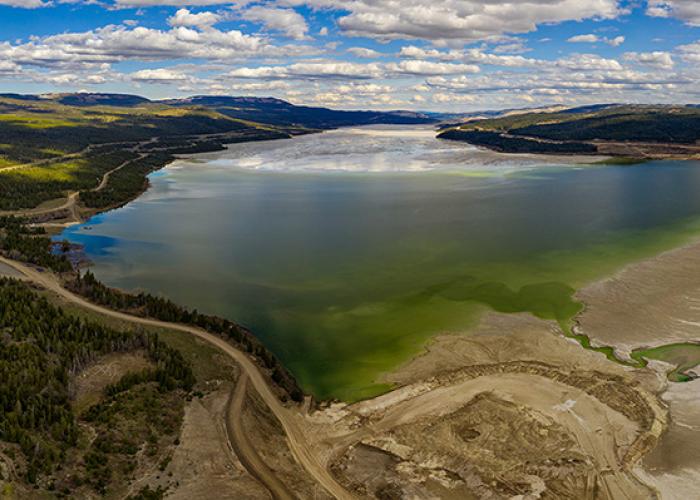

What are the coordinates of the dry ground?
(291, 313, 668, 499)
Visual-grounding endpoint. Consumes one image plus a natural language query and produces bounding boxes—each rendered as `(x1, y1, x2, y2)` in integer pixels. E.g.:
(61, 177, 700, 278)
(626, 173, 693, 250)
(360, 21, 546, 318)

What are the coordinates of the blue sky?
(0, 0, 699, 111)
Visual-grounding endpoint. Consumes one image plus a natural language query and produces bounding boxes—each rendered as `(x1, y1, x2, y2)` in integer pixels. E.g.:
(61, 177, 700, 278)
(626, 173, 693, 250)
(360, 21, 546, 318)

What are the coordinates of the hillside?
(160, 95, 435, 128)
(0, 94, 296, 211)
(438, 104, 700, 159)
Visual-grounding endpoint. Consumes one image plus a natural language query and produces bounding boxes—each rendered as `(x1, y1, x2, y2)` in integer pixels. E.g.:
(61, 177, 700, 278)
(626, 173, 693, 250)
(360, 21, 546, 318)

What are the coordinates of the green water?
(631, 344, 700, 382)
(59, 127, 700, 400)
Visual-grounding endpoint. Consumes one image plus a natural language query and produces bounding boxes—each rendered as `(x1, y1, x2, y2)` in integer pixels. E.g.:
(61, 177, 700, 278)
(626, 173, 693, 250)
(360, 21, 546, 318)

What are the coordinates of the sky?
(0, 0, 700, 111)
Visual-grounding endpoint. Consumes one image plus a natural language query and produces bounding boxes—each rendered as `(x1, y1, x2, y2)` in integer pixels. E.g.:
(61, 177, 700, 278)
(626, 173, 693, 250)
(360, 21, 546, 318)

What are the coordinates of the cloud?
(568, 34, 600, 43)
(607, 35, 625, 47)
(335, 82, 393, 94)
(568, 34, 625, 46)
(0, 23, 317, 70)
(168, 8, 221, 28)
(624, 51, 674, 69)
(131, 67, 188, 82)
(241, 6, 309, 40)
(347, 47, 382, 58)
(677, 41, 700, 62)
(386, 60, 480, 75)
(0, 60, 21, 74)
(432, 92, 475, 104)
(398, 45, 539, 67)
(556, 54, 623, 70)
(0, 0, 49, 7)
(425, 61, 686, 100)
(281, 0, 623, 43)
(113, 0, 233, 6)
(228, 61, 384, 79)
(647, 1, 700, 25)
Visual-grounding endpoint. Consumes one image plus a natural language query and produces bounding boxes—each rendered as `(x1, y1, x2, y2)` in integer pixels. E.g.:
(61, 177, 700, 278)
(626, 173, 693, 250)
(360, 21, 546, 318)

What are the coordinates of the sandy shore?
(577, 236, 700, 351)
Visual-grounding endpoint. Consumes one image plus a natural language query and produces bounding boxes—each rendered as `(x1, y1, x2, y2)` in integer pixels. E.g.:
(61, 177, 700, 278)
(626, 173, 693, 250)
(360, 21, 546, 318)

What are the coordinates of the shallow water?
(59, 127, 700, 400)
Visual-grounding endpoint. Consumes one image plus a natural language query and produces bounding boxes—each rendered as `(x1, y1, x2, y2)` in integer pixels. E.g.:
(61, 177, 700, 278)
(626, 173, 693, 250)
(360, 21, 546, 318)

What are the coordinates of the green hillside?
(438, 105, 700, 156)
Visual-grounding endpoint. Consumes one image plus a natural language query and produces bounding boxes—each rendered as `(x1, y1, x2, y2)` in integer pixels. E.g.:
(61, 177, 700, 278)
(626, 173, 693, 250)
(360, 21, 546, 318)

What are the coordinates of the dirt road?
(0, 256, 353, 500)
(226, 375, 297, 500)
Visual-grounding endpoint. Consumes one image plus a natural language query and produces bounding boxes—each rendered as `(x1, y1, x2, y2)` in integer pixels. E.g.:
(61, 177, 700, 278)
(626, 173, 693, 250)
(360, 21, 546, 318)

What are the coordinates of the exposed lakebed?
(58, 127, 700, 400)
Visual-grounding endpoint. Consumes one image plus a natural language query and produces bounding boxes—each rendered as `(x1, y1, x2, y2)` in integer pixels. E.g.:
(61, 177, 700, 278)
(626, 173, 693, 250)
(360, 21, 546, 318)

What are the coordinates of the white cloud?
(0, 60, 21, 73)
(398, 45, 539, 67)
(624, 51, 674, 69)
(557, 54, 623, 71)
(228, 61, 384, 79)
(168, 8, 221, 28)
(0, 0, 48, 7)
(282, 0, 623, 43)
(608, 35, 625, 47)
(131, 67, 188, 82)
(678, 41, 700, 62)
(568, 34, 625, 46)
(241, 6, 309, 40)
(432, 92, 475, 104)
(386, 60, 480, 75)
(568, 34, 600, 43)
(335, 83, 393, 94)
(347, 47, 382, 58)
(0, 23, 316, 70)
(114, 0, 232, 6)
(647, 1, 700, 25)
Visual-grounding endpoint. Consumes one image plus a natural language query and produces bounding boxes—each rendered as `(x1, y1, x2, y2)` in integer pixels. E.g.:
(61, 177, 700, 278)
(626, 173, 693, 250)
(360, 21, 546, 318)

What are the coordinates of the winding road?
(226, 375, 297, 500)
(0, 255, 353, 500)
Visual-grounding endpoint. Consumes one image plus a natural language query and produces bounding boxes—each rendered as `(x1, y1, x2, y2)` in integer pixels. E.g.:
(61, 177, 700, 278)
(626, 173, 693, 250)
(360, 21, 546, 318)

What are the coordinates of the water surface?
(59, 127, 700, 400)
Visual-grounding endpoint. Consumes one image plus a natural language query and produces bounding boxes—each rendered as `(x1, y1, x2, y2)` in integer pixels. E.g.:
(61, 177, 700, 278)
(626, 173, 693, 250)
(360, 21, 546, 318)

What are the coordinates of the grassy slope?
(0, 97, 295, 210)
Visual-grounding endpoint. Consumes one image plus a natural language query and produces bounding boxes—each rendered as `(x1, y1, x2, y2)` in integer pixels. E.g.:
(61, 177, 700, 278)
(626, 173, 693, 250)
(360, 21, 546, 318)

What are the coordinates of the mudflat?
(577, 236, 700, 350)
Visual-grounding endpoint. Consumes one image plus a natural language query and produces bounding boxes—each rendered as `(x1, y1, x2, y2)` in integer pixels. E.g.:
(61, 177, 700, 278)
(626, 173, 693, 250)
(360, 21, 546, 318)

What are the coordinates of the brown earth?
(292, 313, 668, 499)
(577, 237, 700, 351)
(71, 351, 153, 414)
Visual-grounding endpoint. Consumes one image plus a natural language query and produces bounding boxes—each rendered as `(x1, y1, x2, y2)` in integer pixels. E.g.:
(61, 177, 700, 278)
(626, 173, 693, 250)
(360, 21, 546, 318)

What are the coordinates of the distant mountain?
(160, 95, 437, 128)
(0, 93, 42, 102)
(56, 93, 151, 107)
(0, 92, 437, 128)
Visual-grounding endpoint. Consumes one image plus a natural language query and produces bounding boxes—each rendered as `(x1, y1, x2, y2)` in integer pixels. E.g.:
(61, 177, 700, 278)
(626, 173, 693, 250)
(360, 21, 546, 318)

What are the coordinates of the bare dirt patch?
(72, 351, 152, 414)
(133, 383, 269, 500)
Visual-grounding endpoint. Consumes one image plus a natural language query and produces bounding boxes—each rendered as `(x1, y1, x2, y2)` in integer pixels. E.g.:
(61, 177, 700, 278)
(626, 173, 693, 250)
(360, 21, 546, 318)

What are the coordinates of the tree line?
(68, 271, 303, 402)
(0, 278, 194, 485)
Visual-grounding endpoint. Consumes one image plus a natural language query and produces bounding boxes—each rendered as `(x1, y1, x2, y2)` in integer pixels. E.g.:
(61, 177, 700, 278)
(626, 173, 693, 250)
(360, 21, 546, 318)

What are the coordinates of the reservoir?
(58, 126, 700, 400)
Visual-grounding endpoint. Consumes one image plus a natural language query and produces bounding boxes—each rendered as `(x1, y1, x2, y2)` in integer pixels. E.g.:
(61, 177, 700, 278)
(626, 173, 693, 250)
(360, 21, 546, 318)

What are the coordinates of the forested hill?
(437, 104, 700, 158)
(161, 95, 435, 128)
(2, 92, 436, 129)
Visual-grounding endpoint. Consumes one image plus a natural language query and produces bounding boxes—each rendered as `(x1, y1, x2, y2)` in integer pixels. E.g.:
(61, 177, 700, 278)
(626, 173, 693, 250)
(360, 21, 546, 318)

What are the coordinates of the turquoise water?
(58, 127, 700, 400)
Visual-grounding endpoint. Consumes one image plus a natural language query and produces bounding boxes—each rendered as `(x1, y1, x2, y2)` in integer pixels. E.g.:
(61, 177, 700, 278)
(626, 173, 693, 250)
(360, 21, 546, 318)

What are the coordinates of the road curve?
(0, 256, 354, 500)
(226, 375, 296, 500)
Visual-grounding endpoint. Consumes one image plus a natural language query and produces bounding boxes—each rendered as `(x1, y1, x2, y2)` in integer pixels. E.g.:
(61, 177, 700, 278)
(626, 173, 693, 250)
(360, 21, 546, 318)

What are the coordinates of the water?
(59, 127, 700, 400)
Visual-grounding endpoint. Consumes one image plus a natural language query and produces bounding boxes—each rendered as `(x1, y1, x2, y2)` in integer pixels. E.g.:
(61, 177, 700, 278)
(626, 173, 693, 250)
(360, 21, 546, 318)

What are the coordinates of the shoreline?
(439, 132, 700, 162)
